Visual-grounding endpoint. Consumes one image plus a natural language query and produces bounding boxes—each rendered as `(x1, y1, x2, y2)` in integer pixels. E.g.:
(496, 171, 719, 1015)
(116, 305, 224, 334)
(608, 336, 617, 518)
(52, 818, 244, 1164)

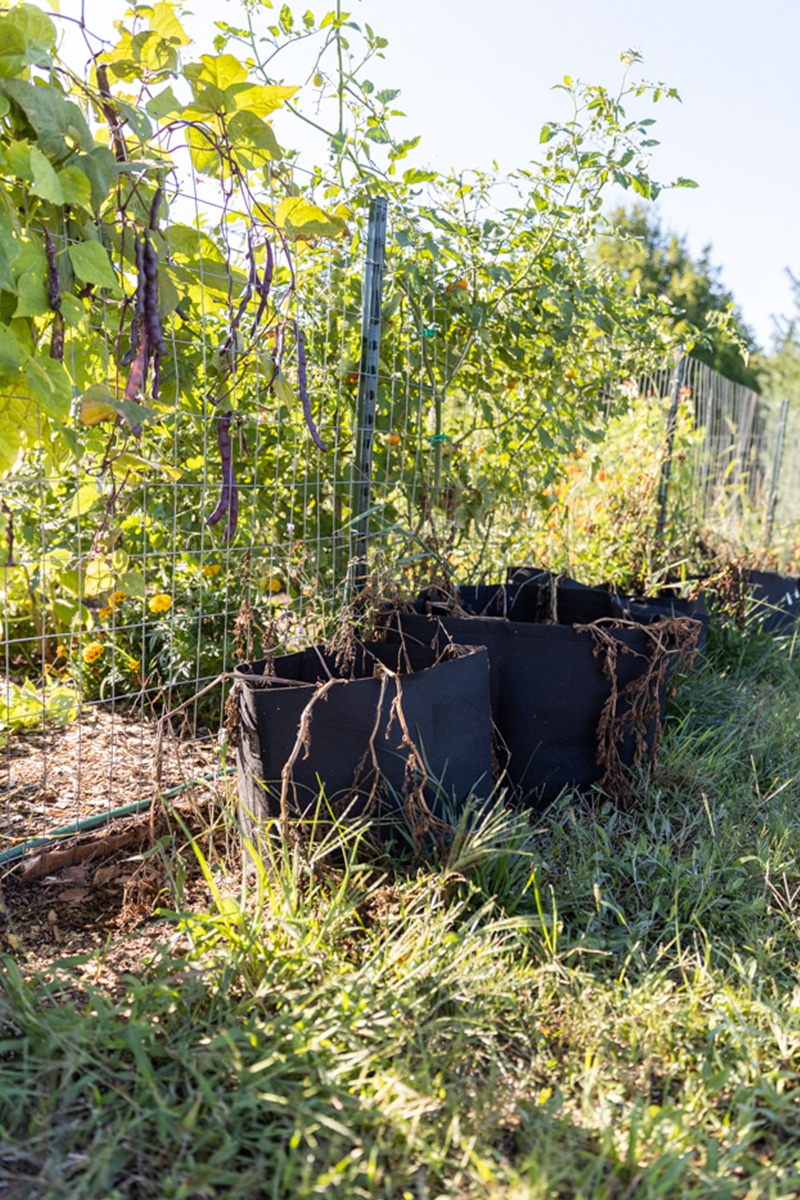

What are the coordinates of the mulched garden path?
(1, 708, 220, 846)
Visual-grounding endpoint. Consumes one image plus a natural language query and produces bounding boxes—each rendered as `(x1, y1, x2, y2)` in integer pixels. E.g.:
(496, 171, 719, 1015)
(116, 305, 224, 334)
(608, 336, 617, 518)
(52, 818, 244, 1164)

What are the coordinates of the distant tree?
(595, 204, 760, 389)
(758, 271, 800, 406)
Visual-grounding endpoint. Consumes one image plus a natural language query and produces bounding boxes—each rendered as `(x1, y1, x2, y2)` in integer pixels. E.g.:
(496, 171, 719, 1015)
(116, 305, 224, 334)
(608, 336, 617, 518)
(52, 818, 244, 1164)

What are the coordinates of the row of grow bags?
(233, 569, 705, 839)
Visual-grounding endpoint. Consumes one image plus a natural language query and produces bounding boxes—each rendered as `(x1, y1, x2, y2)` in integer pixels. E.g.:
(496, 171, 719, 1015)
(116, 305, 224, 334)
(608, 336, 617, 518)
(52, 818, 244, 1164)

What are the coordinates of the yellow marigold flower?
(98, 606, 113, 619)
(129, 660, 141, 673)
(202, 564, 221, 578)
(268, 577, 283, 593)
(82, 641, 104, 665)
(148, 593, 173, 614)
(56, 645, 68, 658)
(108, 590, 126, 609)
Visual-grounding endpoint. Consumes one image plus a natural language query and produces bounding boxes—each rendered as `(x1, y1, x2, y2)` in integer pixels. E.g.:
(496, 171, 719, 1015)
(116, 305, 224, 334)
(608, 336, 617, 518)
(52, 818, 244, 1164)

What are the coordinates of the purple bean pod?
(295, 320, 327, 452)
(251, 238, 274, 335)
(223, 473, 239, 543)
(44, 229, 61, 312)
(206, 413, 233, 527)
(122, 235, 146, 368)
(143, 237, 167, 398)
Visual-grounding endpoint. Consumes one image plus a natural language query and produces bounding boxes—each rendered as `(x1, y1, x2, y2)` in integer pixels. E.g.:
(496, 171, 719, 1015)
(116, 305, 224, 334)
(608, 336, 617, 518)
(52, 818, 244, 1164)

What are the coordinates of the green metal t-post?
(351, 197, 388, 596)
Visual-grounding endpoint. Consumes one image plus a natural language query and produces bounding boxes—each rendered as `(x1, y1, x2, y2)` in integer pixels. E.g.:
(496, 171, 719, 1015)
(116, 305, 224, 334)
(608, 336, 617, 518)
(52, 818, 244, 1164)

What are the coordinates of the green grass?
(4, 620, 800, 1197)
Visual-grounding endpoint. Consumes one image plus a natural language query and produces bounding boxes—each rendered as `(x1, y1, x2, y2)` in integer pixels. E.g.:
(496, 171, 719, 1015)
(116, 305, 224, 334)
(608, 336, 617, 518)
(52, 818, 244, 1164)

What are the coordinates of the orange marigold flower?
(82, 641, 104, 665)
(148, 593, 173, 614)
(98, 606, 114, 619)
(56, 645, 68, 658)
(108, 590, 126, 609)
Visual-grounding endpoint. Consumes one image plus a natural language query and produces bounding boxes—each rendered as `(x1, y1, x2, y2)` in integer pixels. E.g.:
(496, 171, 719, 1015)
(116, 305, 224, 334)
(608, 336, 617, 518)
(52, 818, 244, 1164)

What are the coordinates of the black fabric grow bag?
(748, 570, 800, 632)
(505, 566, 710, 648)
(234, 640, 493, 833)
(421, 574, 686, 631)
(381, 610, 699, 809)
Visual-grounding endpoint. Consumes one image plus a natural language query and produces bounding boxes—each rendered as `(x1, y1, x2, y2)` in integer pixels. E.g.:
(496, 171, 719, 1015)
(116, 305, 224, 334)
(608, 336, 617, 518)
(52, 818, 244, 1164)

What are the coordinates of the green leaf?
(14, 267, 48, 318)
(146, 85, 182, 120)
(56, 166, 94, 215)
(29, 145, 63, 205)
(79, 147, 117, 213)
(68, 241, 121, 293)
(150, 2, 190, 45)
(0, 393, 36, 475)
(0, 4, 56, 77)
(0, 21, 28, 79)
(227, 110, 282, 167)
(79, 383, 158, 428)
(69, 481, 103, 519)
(83, 557, 114, 594)
(113, 450, 182, 480)
(60, 293, 86, 329)
(115, 99, 154, 145)
(3, 139, 32, 180)
(275, 196, 346, 240)
(45, 686, 80, 726)
(186, 53, 247, 91)
(0, 323, 24, 374)
(0, 212, 20, 286)
(227, 82, 298, 117)
(25, 356, 72, 420)
(119, 570, 146, 599)
(0, 78, 94, 160)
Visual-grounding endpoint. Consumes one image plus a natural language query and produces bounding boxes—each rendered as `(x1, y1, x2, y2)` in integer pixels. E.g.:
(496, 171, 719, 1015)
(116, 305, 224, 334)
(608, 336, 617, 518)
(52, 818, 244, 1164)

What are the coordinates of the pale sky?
(60, 0, 800, 349)
(370, 0, 800, 350)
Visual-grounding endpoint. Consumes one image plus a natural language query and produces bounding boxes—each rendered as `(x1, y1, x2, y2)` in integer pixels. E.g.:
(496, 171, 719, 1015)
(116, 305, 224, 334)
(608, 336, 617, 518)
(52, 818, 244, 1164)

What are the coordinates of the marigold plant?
(82, 642, 104, 665)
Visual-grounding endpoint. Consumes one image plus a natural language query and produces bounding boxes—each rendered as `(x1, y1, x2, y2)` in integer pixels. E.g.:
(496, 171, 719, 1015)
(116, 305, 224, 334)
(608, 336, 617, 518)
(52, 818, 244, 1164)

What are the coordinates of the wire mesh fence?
(2, 185, 799, 858)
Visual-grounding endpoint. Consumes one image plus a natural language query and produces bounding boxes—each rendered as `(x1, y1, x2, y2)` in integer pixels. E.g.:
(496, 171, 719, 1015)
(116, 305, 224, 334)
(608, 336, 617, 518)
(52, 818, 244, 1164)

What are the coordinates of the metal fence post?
(655, 354, 686, 546)
(765, 397, 789, 545)
(350, 197, 388, 595)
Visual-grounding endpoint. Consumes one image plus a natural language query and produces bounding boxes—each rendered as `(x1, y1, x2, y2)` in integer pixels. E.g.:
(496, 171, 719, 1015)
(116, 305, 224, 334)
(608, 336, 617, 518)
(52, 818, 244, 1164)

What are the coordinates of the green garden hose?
(0, 770, 234, 869)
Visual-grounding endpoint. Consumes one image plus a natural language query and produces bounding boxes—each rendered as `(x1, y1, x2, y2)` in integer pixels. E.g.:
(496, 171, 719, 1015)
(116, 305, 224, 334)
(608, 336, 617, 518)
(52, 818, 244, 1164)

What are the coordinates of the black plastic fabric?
(234, 640, 493, 827)
(748, 570, 800, 632)
(383, 611, 674, 807)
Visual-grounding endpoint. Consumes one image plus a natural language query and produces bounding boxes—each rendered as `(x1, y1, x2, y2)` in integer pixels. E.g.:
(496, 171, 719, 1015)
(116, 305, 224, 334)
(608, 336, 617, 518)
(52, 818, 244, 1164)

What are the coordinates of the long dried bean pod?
(206, 412, 233, 527)
(295, 320, 327, 451)
(121, 331, 147, 436)
(44, 229, 64, 361)
(250, 237, 274, 335)
(44, 229, 61, 312)
(223, 469, 239, 543)
(122, 234, 146, 368)
(143, 235, 166, 397)
(220, 234, 255, 356)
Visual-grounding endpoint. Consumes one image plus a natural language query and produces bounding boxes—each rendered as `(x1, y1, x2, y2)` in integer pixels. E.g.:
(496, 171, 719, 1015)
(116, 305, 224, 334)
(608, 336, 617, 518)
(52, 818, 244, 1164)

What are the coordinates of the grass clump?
(4, 624, 800, 1197)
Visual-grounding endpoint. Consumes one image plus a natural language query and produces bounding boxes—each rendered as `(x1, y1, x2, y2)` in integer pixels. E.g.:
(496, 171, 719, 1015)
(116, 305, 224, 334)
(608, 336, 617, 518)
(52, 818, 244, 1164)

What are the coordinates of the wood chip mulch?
(1, 707, 220, 846)
(0, 797, 237, 1001)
